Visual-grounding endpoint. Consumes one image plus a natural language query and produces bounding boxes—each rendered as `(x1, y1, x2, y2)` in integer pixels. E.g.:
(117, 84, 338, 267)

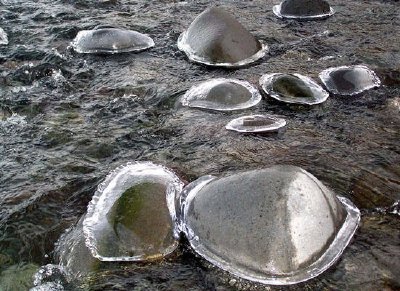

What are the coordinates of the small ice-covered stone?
(177, 7, 268, 67)
(181, 78, 262, 111)
(226, 114, 286, 133)
(0, 27, 9, 45)
(273, 0, 334, 20)
(319, 65, 381, 96)
(71, 28, 154, 54)
(180, 165, 360, 285)
(260, 73, 329, 105)
(83, 162, 184, 261)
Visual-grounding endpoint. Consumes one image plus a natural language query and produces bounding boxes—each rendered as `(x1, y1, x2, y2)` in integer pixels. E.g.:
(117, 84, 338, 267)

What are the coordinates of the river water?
(0, 0, 399, 290)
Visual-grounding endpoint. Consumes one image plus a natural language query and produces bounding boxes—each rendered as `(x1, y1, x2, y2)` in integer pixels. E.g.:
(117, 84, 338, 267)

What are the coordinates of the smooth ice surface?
(177, 7, 268, 67)
(273, 0, 334, 20)
(83, 162, 184, 261)
(260, 73, 329, 105)
(319, 65, 381, 96)
(181, 78, 262, 111)
(181, 165, 360, 284)
(226, 114, 286, 133)
(71, 28, 154, 54)
(0, 27, 8, 45)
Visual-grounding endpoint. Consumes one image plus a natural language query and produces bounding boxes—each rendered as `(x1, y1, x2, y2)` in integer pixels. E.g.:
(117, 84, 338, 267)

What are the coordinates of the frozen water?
(71, 28, 154, 54)
(273, 0, 334, 20)
(177, 7, 268, 67)
(226, 114, 287, 133)
(180, 165, 360, 284)
(319, 65, 381, 96)
(83, 162, 184, 261)
(181, 78, 262, 111)
(260, 73, 329, 105)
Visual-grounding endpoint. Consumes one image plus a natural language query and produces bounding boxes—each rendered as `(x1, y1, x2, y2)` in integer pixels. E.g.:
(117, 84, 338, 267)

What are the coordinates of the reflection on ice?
(319, 65, 381, 96)
(260, 73, 329, 105)
(83, 162, 184, 261)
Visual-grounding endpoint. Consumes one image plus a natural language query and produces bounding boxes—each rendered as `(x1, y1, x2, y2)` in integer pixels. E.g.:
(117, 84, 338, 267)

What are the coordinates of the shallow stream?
(0, 0, 399, 290)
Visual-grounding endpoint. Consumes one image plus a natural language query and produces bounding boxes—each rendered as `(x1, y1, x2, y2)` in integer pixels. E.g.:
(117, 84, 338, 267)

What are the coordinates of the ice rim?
(180, 172, 361, 285)
(273, 3, 335, 20)
(177, 32, 268, 68)
(318, 65, 381, 96)
(71, 29, 155, 54)
(225, 114, 287, 133)
(82, 161, 184, 261)
(259, 73, 330, 105)
(181, 78, 262, 111)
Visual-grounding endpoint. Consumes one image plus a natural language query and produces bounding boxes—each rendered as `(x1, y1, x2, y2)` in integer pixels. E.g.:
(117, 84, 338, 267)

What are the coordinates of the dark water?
(0, 0, 399, 290)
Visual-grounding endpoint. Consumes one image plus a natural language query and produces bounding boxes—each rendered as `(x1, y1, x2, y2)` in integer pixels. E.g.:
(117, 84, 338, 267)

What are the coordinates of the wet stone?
(177, 7, 267, 67)
(83, 162, 184, 261)
(260, 73, 329, 105)
(181, 78, 262, 111)
(181, 165, 360, 284)
(71, 28, 154, 54)
(272, 74, 315, 98)
(281, 0, 331, 16)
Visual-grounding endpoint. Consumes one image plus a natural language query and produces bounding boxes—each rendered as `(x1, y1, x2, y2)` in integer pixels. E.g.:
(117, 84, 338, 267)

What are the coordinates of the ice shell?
(177, 7, 268, 67)
(259, 73, 329, 105)
(273, 0, 334, 20)
(0, 27, 9, 45)
(83, 161, 184, 261)
(181, 78, 262, 111)
(319, 65, 381, 96)
(71, 28, 154, 54)
(180, 165, 360, 285)
(226, 114, 287, 133)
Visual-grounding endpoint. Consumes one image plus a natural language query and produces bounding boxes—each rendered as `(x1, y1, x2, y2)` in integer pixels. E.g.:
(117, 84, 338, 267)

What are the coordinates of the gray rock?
(177, 7, 266, 67)
(181, 165, 360, 284)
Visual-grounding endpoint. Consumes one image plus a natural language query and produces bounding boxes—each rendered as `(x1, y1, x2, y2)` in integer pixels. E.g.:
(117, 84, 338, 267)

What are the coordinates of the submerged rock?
(226, 114, 286, 133)
(181, 78, 262, 111)
(0, 27, 8, 45)
(319, 65, 381, 96)
(177, 7, 267, 67)
(273, 0, 334, 20)
(260, 73, 329, 105)
(71, 28, 154, 54)
(180, 165, 360, 285)
(83, 162, 184, 261)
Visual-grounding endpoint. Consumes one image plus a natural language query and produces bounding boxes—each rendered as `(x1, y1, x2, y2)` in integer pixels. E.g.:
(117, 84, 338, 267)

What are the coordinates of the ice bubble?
(180, 165, 360, 285)
(71, 28, 154, 54)
(181, 78, 262, 111)
(273, 0, 334, 20)
(260, 73, 329, 105)
(319, 65, 381, 96)
(83, 162, 184, 261)
(177, 7, 268, 67)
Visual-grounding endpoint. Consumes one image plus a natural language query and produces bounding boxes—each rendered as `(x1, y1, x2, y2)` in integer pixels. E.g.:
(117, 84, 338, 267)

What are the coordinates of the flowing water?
(0, 0, 399, 290)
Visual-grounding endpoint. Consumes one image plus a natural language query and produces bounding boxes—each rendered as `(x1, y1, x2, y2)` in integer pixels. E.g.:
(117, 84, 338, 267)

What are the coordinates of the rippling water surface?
(1, 0, 399, 290)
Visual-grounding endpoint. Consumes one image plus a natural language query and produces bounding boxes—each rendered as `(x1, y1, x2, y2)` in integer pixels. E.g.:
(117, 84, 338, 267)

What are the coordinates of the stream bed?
(0, 0, 399, 290)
